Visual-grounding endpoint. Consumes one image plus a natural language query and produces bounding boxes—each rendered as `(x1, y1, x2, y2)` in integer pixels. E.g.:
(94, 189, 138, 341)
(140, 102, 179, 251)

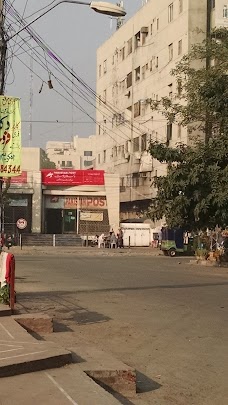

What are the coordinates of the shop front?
(44, 195, 109, 234)
(42, 169, 119, 236)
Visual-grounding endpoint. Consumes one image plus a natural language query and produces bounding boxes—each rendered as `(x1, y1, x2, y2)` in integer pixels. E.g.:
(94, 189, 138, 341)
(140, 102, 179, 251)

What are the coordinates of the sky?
(5, 0, 144, 148)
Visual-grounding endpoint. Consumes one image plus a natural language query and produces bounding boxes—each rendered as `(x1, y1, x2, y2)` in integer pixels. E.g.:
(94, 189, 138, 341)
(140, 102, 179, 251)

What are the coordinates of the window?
(178, 39, 182, 55)
(177, 79, 182, 95)
(168, 3, 174, 22)
(127, 38, 132, 55)
(150, 23, 153, 35)
(135, 31, 141, 49)
(98, 125, 101, 135)
(66, 161, 73, 167)
(84, 160, 92, 167)
(142, 65, 146, 80)
(125, 141, 129, 153)
(133, 137, 140, 152)
(103, 150, 106, 163)
(167, 123, 173, 143)
(168, 83, 173, 98)
(169, 43, 173, 61)
(103, 89, 107, 103)
(84, 151, 92, 157)
(149, 59, 153, 71)
(98, 154, 100, 164)
(179, 0, 183, 13)
(157, 18, 159, 30)
(141, 134, 147, 151)
(127, 72, 132, 88)
(177, 124, 182, 139)
(98, 64, 101, 77)
(61, 161, 65, 167)
(103, 59, 107, 74)
(120, 47, 125, 61)
(155, 57, 159, 68)
(141, 27, 149, 45)
(134, 102, 141, 118)
(135, 66, 140, 81)
(112, 54, 114, 65)
(223, 5, 228, 18)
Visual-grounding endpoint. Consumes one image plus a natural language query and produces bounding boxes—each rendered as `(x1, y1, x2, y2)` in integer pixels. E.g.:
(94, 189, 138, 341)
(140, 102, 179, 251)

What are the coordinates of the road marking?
(0, 322, 15, 339)
(0, 350, 47, 361)
(45, 372, 79, 405)
(0, 347, 23, 354)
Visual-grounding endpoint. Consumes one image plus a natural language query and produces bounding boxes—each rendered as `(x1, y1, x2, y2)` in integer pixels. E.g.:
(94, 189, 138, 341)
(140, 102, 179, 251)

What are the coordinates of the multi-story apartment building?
(95, 0, 228, 220)
(46, 135, 96, 170)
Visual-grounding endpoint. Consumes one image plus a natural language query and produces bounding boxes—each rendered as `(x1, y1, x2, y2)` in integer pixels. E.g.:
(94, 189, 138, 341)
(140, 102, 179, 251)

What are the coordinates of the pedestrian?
(117, 228, 124, 248)
(98, 233, 105, 248)
(110, 232, 117, 248)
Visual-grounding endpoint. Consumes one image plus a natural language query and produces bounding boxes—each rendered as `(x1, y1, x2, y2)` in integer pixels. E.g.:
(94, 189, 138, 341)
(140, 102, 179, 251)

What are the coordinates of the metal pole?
(0, 1, 6, 235)
(76, 209, 80, 234)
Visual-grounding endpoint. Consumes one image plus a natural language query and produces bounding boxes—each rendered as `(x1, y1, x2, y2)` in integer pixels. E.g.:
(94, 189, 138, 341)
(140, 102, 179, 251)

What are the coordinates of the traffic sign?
(16, 218, 27, 230)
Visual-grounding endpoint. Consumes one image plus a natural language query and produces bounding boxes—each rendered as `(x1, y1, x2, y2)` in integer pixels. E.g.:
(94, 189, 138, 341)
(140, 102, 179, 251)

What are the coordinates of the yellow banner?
(0, 96, 21, 177)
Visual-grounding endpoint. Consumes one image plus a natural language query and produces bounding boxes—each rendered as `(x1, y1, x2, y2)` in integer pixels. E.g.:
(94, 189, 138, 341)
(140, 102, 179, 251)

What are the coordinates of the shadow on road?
(136, 370, 162, 393)
(17, 292, 111, 327)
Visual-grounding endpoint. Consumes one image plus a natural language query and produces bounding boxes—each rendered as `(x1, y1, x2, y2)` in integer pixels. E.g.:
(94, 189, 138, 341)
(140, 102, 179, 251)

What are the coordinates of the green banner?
(0, 96, 21, 177)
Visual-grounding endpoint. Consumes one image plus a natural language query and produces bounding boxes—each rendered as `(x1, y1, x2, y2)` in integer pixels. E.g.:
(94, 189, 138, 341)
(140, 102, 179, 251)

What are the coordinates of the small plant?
(195, 248, 209, 260)
(0, 285, 10, 305)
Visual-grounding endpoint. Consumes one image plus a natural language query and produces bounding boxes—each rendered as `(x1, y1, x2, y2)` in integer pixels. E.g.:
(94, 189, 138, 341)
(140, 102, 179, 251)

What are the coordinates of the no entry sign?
(16, 218, 27, 230)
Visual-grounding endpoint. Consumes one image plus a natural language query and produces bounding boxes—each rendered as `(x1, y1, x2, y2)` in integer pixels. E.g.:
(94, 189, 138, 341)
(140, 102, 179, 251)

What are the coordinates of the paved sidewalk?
(0, 365, 121, 405)
(8, 245, 161, 257)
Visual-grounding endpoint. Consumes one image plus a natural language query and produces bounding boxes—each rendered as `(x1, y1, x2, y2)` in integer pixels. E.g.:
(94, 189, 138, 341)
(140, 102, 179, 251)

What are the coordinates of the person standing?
(117, 228, 124, 248)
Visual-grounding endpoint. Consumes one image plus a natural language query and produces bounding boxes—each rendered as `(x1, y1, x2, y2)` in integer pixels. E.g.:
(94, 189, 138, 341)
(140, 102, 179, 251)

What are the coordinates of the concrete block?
(0, 317, 72, 378)
(13, 313, 53, 334)
(70, 345, 136, 396)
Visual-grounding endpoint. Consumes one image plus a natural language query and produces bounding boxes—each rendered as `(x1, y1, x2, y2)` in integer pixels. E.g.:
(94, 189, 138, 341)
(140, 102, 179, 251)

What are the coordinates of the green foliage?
(148, 29, 228, 230)
(148, 134, 228, 230)
(40, 149, 56, 169)
(0, 285, 10, 305)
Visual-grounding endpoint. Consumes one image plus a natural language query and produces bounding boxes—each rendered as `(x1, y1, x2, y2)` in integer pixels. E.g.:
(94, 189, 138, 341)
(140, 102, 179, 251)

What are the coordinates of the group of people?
(97, 229, 124, 249)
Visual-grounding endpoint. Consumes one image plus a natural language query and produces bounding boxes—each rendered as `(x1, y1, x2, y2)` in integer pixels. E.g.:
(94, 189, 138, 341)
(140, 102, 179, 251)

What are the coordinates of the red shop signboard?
(41, 170, 105, 186)
(3, 171, 27, 184)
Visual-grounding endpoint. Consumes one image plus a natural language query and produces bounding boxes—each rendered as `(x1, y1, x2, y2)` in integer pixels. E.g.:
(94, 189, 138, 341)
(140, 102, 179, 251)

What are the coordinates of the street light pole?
(7, 0, 126, 42)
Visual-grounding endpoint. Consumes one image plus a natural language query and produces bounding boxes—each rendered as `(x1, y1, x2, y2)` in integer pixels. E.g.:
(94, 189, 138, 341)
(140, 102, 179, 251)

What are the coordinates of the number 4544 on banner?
(0, 96, 21, 177)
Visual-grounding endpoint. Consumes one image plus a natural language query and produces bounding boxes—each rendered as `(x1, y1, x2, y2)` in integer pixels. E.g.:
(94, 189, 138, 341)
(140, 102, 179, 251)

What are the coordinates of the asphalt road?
(15, 254, 228, 405)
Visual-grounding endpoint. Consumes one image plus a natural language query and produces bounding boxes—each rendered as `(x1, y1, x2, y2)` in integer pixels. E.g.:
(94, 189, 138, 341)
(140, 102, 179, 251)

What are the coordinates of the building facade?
(46, 135, 96, 170)
(3, 148, 119, 236)
(95, 0, 227, 220)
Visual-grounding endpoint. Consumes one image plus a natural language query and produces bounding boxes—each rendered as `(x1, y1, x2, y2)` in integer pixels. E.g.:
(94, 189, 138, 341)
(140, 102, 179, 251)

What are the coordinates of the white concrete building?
(46, 135, 96, 170)
(95, 0, 227, 219)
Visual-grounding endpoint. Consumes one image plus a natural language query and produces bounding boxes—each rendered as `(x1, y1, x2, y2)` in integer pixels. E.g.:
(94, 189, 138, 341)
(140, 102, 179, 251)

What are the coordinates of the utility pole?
(0, 0, 6, 235)
(0, 0, 6, 95)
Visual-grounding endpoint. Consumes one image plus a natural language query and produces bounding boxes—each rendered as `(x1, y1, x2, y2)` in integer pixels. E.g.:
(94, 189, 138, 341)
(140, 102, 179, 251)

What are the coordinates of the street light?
(7, 0, 126, 41)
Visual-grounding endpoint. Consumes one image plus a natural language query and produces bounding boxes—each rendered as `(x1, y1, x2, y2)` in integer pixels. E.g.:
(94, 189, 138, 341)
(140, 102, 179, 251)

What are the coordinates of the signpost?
(16, 218, 27, 250)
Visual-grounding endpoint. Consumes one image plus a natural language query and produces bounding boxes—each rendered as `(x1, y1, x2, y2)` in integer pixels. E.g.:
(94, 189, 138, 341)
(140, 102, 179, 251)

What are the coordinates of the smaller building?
(46, 135, 96, 170)
(42, 169, 119, 235)
(3, 147, 119, 236)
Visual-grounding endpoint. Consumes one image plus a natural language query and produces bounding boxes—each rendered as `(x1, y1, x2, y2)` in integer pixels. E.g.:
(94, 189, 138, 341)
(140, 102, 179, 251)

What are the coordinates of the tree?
(40, 149, 56, 169)
(148, 28, 228, 230)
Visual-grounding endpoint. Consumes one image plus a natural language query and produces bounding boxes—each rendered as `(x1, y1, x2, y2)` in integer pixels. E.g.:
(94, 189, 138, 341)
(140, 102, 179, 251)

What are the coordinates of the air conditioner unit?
(124, 152, 130, 159)
(141, 172, 147, 178)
